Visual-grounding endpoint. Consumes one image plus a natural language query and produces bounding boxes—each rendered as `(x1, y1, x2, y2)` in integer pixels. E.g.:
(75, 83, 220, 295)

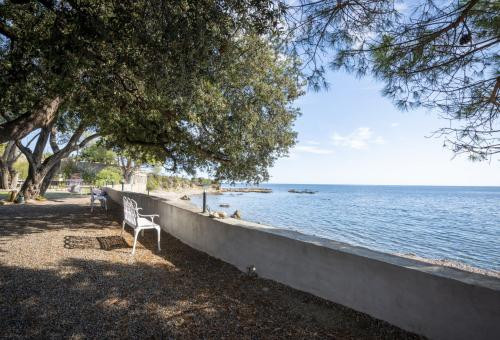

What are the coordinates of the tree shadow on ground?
(43, 191, 90, 202)
(0, 199, 422, 339)
(0, 246, 422, 339)
(0, 202, 116, 238)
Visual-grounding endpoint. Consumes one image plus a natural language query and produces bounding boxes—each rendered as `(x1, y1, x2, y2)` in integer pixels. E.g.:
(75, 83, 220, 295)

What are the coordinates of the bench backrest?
(123, 196, 139, 227)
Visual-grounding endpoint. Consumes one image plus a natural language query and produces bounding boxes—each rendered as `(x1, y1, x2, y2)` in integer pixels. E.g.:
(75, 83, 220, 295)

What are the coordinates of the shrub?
(95, 167, 122, 187)
(146, 175, 159, 191)
(61, 160, 79, 180)
(13, 160, 29, 180)
(82, 168, 98, 184)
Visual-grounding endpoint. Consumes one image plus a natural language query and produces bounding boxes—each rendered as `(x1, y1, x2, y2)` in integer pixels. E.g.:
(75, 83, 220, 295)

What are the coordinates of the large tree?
(286, 0, 499, 159)
(3, 1, 302, 197)
(0, 0, 283, 142)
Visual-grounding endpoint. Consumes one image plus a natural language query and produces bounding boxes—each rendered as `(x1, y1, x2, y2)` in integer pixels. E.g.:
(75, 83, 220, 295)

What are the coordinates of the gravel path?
(0, 195, 422, 339)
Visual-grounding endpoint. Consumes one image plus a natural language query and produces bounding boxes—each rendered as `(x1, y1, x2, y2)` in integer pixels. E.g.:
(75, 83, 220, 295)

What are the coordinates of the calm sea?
(191, 184, 500, 271)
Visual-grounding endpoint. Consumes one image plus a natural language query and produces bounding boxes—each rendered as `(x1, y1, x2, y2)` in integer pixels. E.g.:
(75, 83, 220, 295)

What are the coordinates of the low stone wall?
(104, 188, 500, 340)
(106, 181, 145, 194)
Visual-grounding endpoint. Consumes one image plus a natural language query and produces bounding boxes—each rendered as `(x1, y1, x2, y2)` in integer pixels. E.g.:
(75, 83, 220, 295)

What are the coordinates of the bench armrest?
(139, 213, 160, 222)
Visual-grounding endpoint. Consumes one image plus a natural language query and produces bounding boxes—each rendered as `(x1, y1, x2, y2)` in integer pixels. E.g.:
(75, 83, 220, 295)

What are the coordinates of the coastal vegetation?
(0, 2, 498, 338)
(0, 0, 301, 199)
(146, 174, 218, 193)
(1, 0, 497, 199)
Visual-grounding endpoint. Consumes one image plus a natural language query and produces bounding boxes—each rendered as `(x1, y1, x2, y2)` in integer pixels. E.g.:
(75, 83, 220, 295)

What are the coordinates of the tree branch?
(0, 97, 62, 143)
(42, 125, 98, 171)
(489, 77, 500, 105)
(15, 140, 34, 165)
(420, 0, 480, 45)
(0, 20, 15, 40)
(49, 127, 60, 152)
(78, 133, 99, 148)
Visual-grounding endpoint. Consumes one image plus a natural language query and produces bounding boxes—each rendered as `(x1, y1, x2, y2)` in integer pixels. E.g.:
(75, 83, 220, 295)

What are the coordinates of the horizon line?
(255, 182, 500, 188)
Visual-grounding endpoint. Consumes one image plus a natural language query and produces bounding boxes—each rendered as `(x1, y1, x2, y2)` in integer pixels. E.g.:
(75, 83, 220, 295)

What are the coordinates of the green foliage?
(104, 35, 303, 183)
(1, 1, 300, 182)
(147, 174, 215, 191)
(191, 177, 214, 186)
(80, 144, 117, 165)
(13, 160, 28, 180)
(146, 175, 160, 192)
(289, 0, 500, 159)
(95, 167, 122, 187)
(61, 160, 79, 180)
(81, 169, 98, 184)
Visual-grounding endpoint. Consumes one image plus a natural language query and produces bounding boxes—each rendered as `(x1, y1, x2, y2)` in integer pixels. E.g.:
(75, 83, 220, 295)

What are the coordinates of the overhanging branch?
(0, 21, 15, 40)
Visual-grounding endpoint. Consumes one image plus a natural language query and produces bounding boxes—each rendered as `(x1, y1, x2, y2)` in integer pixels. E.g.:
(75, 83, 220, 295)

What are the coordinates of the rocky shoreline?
(221, 187, 272, 193)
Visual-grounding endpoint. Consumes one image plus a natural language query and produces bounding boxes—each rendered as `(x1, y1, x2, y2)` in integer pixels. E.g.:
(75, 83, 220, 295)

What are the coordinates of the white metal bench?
(121, 196, 161, 255)
(90, 188, 107, 212)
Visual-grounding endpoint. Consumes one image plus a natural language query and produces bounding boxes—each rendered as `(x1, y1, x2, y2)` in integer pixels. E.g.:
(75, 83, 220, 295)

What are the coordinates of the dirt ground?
(0, 194, 422, 339)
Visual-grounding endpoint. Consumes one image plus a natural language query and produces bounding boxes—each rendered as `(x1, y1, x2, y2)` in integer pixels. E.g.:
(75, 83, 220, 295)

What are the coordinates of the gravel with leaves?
(0, 194, 423, 339)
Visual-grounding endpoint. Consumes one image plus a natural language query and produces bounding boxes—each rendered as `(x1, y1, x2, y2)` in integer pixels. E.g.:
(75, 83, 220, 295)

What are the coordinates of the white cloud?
(331, 127, 385, 150)
(374, 136, 386, 145)
(294, 145, 333, 155)
(305, 140, 320, 145)
(391, 122, 400, 127)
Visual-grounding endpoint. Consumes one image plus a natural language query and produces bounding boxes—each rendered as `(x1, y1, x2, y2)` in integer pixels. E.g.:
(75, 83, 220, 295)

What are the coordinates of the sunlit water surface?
(191, 184, 500, 271)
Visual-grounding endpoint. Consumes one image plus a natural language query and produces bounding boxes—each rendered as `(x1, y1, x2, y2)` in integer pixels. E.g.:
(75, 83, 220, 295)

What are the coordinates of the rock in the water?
(231, 210, 241, 219)
(180, 195, 190, 200)
(209, 211, 227, 219)
(219, 203, 230, 207)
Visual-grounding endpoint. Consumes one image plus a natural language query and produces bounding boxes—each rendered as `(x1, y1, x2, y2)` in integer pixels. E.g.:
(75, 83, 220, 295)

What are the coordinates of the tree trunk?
(123, 168, 134, 184)
(40, 160, 61, 196)
(119, 156, 138, 184)
(0, 163, 9, 189)
(19, 165, 45, 200)
(9, 170, 18, 189)
(20, 178, 42, 199)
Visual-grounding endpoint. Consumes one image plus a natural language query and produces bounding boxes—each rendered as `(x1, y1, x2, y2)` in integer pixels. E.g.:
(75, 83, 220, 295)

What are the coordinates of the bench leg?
(121, 221, 126, 237)
(132, 229, 139, 255)
(157, 227, 161, 251)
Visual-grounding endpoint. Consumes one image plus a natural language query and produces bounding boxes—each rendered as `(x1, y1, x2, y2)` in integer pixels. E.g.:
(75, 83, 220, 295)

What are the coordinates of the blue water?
(192, 184, 500, 271)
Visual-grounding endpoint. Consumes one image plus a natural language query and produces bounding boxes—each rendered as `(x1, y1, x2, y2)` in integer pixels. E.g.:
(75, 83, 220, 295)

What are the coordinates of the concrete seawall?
(104, 188, 500, 340)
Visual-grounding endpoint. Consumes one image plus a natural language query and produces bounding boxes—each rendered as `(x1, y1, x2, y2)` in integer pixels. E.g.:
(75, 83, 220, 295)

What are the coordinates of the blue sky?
(20, 70, 499, 186)
(269, 70, 500, 186)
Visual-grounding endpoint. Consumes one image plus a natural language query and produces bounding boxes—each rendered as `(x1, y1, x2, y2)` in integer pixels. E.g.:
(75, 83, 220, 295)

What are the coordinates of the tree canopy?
(0, 0, 284, 140)
(103, 35, 302, 182)
(1, 0, 302, 192)
(80, 143, 116, 165)
(286, 0, 499, 159)
(4, 0, 497, 198)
